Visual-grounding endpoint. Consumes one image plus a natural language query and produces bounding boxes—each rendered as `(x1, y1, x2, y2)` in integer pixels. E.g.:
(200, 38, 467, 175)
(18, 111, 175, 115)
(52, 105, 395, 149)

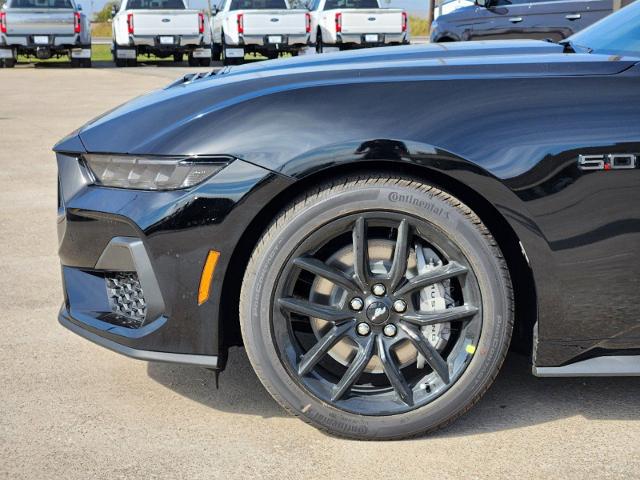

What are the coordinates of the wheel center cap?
(366, 301, 390, 325)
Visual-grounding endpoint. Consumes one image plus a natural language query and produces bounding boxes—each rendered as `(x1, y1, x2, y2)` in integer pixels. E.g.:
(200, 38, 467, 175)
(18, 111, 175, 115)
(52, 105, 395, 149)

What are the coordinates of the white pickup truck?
(211, 0, 310, 65)
(0, 0, 91, 68)
(308, 0, 408, 52)
(111, 0, 212, 67)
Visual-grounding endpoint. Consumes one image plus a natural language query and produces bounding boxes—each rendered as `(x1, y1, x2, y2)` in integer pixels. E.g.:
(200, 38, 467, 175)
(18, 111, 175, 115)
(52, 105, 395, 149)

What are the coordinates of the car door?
(523, 0, 612, 42)
(469, 0, 542, 40)
(562, 0, 612, 35)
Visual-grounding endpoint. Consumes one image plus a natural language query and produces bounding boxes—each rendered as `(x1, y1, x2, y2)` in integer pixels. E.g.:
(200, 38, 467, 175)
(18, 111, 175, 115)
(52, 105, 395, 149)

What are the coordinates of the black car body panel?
(54, 39, 640, 369)
(430, 0, 633, 43)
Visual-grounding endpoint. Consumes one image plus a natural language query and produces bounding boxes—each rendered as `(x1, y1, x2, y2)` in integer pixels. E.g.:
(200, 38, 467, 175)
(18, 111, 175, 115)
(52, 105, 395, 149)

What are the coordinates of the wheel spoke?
(352, 217, 370, 291)
(376, 335, 413, 406)
(403, 305, 479, 327)
(398, 323, 450, 384)
(394, 261, 468, 296)
(387, 220, 409, 291)
(331, 335, 375, 402)
(293, 257, 358, 292)
(298, 323, 352, 376)
(278, 298, 354, 323)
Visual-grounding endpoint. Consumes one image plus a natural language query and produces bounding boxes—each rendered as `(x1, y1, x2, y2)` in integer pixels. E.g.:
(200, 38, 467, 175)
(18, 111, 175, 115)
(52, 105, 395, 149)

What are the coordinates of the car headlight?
(83, 154, 230, 191)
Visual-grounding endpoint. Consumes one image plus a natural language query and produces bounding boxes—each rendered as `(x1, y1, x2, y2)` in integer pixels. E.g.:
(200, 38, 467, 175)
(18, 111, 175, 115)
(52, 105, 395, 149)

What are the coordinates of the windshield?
(229, 0, 287, 8)
(9, 0, 74, 8)
(567, 2, 640, 57)
(126, 0, 185, 9)
(324, 0, 379, 8)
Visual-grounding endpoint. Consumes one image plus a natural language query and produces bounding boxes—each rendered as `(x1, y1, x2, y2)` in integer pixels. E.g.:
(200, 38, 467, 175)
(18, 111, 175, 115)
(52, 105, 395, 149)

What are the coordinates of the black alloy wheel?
(240, 176, 513, 439)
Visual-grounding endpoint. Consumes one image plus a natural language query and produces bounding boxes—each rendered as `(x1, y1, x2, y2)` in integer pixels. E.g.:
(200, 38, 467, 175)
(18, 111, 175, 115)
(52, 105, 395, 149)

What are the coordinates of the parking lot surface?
(1, 66, 639, 480)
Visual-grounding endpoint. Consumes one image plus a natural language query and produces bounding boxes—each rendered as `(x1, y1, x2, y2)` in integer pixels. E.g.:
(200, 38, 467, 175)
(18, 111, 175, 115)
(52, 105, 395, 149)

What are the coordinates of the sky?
(83, 0, 428, 20)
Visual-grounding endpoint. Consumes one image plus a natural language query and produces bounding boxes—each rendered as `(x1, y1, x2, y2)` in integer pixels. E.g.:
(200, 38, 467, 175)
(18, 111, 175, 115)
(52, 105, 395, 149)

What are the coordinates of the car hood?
(54, 40, 638, 156)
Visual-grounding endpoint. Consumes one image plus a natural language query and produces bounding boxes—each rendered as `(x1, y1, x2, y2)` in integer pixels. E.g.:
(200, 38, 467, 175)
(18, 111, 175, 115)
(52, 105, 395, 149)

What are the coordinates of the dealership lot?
(1, 66, 639, 479)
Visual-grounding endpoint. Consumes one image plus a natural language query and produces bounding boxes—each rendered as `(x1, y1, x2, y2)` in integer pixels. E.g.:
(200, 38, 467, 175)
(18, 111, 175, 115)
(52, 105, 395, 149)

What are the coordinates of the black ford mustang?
(54, 4, 640, 439)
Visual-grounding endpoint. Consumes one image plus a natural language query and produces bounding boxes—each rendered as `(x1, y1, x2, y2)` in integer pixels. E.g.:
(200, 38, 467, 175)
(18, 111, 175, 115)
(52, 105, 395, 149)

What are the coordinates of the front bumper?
(56, 150, 289, 367)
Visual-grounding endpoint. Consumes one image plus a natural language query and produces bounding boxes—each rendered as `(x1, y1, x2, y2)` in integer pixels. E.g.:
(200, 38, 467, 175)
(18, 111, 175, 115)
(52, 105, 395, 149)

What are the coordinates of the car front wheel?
(240, 175, 513, 439)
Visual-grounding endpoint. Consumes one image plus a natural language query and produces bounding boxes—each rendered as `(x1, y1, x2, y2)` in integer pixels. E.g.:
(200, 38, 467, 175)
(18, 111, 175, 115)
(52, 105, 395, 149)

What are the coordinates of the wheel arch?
(219, 159, 538, 356)
(434, 36, 457, 42)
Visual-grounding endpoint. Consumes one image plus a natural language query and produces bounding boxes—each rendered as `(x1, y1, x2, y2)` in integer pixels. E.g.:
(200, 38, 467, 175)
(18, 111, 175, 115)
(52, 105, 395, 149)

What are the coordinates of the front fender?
(269, 138, 553, 322)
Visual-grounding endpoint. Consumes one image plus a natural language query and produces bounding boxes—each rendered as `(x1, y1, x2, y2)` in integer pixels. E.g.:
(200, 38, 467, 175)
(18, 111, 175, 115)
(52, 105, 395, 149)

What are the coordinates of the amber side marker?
(198, 250, 220, 305)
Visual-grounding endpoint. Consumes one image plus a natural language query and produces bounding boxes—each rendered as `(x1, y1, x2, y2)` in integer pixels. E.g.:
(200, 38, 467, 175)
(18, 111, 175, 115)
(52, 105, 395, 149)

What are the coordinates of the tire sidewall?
(241, 180, 511, 439)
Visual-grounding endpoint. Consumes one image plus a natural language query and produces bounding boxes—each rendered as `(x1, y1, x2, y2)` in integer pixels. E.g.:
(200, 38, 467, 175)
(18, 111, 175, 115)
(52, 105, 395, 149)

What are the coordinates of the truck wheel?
(82, 58, 92, 68)
(316, 30, 324, 53)
(212, 43, 222, 61)
(70, 58, 81, 68)
(221, 34, 231, 66)
(221, 33, 242, 66)
(113, 45, 127, 67)
(126, 58, 137, 67)
(173, 52, 184, 63)
(3, 58, 16, 68)
(266, 52, 278, 60)
(187, 54, 199, 66)
(199, 57, 211, 66)
(239, 175, 513, 440)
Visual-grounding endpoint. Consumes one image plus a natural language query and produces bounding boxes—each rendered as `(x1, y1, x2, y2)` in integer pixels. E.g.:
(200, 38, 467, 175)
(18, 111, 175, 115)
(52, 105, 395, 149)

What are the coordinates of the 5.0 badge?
(578, 154, 637, 171)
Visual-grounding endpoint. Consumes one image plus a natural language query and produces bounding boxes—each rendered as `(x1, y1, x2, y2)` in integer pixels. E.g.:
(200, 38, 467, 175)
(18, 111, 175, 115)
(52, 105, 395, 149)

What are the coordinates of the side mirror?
(111, 4, 117, 16)
(77, 3, 82, 9)
(475, 0, 493, 7)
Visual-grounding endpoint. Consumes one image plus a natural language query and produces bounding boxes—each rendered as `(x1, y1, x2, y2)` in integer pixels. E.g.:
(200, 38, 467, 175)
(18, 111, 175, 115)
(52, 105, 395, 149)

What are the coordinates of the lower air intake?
(105, 273, 147, 328)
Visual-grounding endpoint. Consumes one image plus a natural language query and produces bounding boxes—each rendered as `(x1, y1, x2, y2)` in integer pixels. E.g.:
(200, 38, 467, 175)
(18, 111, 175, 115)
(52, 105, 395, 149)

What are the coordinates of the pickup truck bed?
(0, 0, 91, 68)
(210, 0, 310, 65)
(309, 0, 409, 52)
(111, 0, 212, 67)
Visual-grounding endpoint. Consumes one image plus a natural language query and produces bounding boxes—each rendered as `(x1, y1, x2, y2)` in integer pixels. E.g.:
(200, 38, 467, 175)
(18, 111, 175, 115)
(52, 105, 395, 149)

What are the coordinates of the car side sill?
(59, 315, 219, 368)
(533, 355, 640, 377)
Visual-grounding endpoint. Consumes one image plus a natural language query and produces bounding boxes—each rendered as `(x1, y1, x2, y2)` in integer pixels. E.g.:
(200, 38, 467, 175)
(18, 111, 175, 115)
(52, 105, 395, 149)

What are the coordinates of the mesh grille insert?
(105, 273, 147, 328)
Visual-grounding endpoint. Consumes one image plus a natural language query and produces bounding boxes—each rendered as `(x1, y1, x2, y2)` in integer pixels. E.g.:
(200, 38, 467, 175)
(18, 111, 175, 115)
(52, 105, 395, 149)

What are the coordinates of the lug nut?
(393, 299, 407, 313)
(350, 297, 364, 311)
(372, 283, 386, 296)
(356, 322, 371, 336)
(383, 324, 397, 337)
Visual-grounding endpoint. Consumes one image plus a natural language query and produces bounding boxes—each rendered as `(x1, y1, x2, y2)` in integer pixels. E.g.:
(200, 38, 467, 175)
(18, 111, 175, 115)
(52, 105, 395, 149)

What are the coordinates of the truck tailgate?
(338, 9, 403, 34)
(5, 9, 75, 35)
(129, 10, 201, 36)
(240, 10, 307, 35)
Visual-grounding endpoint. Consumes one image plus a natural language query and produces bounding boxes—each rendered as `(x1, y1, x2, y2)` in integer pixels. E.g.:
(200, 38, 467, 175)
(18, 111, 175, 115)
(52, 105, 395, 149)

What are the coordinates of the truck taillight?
(198, 12, 204, 34)
(74, 12, 81, 33)
(0, 12, 7, 34)
(305, 12, 310, 33)
(237, 13, 243, 34)
(335, 12, 341, 33)
(401, 11, 407, 32)
(127, 13, 134, 34)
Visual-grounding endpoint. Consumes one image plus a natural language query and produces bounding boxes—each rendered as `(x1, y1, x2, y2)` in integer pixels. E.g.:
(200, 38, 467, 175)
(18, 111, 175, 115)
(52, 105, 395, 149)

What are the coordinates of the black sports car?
(54, 4, 640, 439)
